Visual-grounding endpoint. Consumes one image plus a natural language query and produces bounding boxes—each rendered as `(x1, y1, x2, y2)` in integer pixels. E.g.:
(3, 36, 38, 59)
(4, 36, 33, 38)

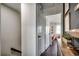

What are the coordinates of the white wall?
(36, 4, 46, 55)
(0, 4, 1, 56)
(38, 14, 46, 55)
(21, 4, 36, 56)
(1, 5, 21, 55)
(46, 24, 50, 49)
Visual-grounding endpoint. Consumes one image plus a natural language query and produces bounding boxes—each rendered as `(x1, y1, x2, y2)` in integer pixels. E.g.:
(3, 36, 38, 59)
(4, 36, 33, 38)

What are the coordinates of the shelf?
(68, 29, 79, 38)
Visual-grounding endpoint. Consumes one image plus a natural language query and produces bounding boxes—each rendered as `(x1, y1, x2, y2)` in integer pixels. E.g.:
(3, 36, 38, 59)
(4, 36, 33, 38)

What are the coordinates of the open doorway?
(45, 13, 62, 50)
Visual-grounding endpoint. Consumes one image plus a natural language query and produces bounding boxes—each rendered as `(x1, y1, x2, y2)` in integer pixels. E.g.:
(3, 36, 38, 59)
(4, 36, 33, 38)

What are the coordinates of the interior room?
(0, 3, 79, 56)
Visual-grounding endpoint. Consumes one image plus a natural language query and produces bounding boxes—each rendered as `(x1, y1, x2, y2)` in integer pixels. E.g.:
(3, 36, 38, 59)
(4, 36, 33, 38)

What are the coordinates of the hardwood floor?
(62, 37, 79, 56)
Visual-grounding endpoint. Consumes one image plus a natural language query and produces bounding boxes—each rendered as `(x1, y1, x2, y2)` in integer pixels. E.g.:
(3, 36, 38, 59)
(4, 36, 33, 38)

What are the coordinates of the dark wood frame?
(63, 3, 71, 33)
(64, 12, 70, 31)
(64, 3, 70, 16)
(63, 3, 65, 34)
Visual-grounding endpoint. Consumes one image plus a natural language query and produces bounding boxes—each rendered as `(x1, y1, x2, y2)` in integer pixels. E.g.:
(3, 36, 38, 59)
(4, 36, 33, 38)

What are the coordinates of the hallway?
(36, 3, 63, 56)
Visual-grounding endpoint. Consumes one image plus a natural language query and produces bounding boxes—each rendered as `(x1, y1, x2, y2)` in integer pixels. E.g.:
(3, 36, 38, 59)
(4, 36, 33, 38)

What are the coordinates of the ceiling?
(42, 3, 62, 9)
(3, 3, 63, 15)
(42, 3, 63, 15)
(4, 3, 21, 13)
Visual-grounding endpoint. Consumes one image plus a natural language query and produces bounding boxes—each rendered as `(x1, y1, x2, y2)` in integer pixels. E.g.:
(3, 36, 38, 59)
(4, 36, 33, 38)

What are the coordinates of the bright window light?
(56, 25, 61, 34)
